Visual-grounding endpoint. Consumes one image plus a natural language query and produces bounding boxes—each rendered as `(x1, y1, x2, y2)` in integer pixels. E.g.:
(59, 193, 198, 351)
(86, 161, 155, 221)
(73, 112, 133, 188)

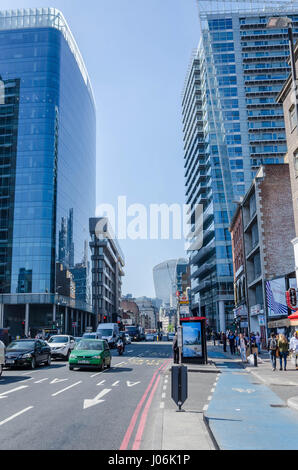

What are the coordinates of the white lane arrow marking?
(50, 378, 68, 384)
(96, 380, 106, 386)
(126, 381, 141, 387)
(0, 385, 28, 397)
(83, 388, 111, 409)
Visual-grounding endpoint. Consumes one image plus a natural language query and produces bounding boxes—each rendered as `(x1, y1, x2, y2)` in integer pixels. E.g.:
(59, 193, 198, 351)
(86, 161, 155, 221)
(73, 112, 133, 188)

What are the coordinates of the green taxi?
(69, 339, 111, 371)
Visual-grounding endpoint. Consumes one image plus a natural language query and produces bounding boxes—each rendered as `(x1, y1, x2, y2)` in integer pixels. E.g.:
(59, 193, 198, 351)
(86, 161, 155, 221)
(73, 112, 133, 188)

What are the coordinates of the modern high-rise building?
(89, 217, 125, 324)
(0, 8, 96, 336)
(183, 1, 298, 331)
(153, 258, 189, 307)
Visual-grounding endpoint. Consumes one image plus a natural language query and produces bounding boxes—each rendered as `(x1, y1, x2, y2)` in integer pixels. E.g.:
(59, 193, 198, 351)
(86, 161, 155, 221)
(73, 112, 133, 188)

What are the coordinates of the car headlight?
(93, 355, 101, 359)
(22, 353, 32, 358)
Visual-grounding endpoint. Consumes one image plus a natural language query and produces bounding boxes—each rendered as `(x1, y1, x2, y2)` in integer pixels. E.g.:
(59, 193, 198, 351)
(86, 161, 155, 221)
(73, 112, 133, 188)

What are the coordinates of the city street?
(0, 342, 175, 450)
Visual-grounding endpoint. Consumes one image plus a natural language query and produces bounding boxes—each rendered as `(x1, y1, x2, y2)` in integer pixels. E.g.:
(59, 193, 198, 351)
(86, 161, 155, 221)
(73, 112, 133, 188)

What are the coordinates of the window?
(289, 104, 297, 132)
(294, 149, 298, 177)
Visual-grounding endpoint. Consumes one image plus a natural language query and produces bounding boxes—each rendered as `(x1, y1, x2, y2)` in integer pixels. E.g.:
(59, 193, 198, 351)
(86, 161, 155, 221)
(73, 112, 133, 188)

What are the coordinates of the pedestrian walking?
(172, 332, 179, 364)
(268, 332, 278, 371)
(228, 331, 236, 355)
(239, 333, 247, 362)
(211, 331, 216, 346)
(289, 331, 298, 369)
(277, 334, 289, 371)
(255, 332, 261, 355)
(222, 332, 227, 352)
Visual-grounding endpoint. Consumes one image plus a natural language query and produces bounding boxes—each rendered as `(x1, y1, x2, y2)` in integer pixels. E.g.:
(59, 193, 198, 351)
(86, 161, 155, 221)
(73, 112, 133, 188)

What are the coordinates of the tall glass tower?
(183, 1, 298, 331)
(0, 9, 96, 336)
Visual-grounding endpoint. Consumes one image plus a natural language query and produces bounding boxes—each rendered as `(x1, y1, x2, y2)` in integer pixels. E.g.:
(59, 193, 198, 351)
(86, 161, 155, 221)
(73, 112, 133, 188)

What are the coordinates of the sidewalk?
(157, 343, 298, 450)
(156, 362, 217, 450)
(204, 342, 298, 449)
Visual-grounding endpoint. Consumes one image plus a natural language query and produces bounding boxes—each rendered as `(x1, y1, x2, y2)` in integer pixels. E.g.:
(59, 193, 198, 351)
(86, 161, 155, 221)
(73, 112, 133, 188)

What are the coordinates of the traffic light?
(21, 321, 25, 336)
(103, 315, 107, 323)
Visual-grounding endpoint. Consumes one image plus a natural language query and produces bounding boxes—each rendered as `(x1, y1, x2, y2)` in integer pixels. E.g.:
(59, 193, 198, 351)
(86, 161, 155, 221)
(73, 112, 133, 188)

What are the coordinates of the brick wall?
(257, 164, 295, 279)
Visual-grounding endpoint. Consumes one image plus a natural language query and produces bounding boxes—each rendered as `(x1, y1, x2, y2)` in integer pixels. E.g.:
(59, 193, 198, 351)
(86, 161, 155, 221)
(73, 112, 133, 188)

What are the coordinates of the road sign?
(72, 322, 77, 327)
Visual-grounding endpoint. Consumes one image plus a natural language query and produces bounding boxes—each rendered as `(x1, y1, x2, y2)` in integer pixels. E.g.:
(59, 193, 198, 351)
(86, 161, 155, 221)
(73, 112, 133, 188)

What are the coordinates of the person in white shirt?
(289, 332, 298, 369)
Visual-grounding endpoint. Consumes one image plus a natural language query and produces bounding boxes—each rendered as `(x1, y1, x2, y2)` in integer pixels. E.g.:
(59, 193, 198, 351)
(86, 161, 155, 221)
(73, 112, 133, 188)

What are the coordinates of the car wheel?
(46, 355, 51, 366)
(106, 358, 111, 369)
(69, 365, 74, 370)
(98, 361, 104, 371)
(0, 364, 2, 376)
(31, 357, 36, 369)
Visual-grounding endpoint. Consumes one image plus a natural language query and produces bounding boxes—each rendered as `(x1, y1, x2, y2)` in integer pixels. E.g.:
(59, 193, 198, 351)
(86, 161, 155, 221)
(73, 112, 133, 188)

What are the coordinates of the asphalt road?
(0, 341, 173, 450)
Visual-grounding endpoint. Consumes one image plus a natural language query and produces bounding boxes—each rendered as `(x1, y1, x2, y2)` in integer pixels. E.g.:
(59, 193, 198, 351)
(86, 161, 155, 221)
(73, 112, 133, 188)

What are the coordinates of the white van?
(0, 340, 5, 376)
(96, 323, 119, 348)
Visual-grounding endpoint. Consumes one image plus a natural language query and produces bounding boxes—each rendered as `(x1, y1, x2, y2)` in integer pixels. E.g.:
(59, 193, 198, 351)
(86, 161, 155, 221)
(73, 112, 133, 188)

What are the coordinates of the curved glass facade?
(0, 10, 95, 307)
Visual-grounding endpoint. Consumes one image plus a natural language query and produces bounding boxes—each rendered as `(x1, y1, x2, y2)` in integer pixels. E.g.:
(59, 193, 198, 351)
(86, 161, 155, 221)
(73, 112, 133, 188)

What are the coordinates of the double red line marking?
(120, 358, 171, 450)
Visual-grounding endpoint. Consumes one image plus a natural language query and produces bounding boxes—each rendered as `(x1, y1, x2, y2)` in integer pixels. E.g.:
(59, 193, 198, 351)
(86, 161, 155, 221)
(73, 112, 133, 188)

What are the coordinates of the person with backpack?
(268, 332, 278, 371)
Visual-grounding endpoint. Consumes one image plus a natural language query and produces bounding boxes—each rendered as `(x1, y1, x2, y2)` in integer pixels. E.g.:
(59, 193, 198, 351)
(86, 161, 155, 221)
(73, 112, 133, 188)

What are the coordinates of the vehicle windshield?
(97, 329, 112, 336)
(125, 327, 137, 333)
(48, 336, 69, 343)
(83, 334, 97, 339)
(7, 341, 36, 350)
(75, 340, 104, 351)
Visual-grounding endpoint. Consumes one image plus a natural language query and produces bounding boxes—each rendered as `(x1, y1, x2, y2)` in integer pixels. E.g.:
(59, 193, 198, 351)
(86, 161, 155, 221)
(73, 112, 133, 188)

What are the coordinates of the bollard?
(171, 364, 188, 412)
(253, 352, 258, 367)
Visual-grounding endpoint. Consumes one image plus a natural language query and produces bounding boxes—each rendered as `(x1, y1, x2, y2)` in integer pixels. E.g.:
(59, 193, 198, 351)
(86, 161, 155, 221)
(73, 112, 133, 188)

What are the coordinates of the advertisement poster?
(181, 321, 202, 357)
(266, 277, 288, 317)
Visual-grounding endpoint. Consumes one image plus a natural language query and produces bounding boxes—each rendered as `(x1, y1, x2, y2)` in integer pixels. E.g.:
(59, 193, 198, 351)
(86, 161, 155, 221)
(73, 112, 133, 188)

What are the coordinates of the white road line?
(163, 385, 167, 391)
(160, 402, 165, 409)
(112, 380, 120, 387)
(52, 381, 82, 397)
(162, 392, 166, 399)
(211, 388, 215, 393)
(90, 372, 103, 378)
(34, 378, 48, 384)
(207, 395, 212, 401)
(203, 404, 208, 411)
(97, 380, 105, 386)
(21, 370, 40, 376)
(164, 379, 168, 384)
(127, 350, 133, 353)
(0, 406, 34, 426)
(0, 385, 28, 397)
(113, 362, 125, 367)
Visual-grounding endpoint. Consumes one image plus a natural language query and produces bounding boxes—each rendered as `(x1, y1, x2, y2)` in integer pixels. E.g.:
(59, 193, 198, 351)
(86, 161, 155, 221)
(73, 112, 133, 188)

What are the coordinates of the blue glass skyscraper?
(183, 1, 298, 331)
(0, 9, 96, 336)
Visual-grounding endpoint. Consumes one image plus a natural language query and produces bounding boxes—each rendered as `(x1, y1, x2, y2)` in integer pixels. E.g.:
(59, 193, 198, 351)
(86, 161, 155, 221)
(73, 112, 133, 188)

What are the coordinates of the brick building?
(277, 42, 298, 289)
(230, 164, 295, 341)
(229, 204, 248, 332)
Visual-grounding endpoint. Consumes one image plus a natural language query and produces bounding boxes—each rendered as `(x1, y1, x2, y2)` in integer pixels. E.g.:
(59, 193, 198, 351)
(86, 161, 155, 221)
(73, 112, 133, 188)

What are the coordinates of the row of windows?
(208, 19, 233, 31)
(249, 132, 285, 141)
(248, 120, 285, 129)
(250, 144, 287, 153)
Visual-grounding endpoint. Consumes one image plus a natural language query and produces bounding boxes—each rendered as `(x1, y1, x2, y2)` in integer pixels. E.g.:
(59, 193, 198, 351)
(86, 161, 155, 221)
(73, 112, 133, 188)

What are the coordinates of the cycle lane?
(205, 356, 298, 450)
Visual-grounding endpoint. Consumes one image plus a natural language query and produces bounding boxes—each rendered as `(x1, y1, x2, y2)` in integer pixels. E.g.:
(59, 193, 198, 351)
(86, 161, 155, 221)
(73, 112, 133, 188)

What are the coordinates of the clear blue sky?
(2, 0, 200, 298)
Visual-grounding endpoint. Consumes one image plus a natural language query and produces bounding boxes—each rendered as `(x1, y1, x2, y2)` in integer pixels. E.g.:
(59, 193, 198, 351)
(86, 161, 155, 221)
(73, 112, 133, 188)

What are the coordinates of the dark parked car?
(5, 339, 51, 369)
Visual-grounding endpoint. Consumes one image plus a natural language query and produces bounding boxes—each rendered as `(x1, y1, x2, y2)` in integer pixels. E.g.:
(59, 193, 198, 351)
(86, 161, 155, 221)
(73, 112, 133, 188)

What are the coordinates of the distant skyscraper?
(0, 8, 96, 336)
(153, 259, 189, 306)
(183, 1, 298, 331)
